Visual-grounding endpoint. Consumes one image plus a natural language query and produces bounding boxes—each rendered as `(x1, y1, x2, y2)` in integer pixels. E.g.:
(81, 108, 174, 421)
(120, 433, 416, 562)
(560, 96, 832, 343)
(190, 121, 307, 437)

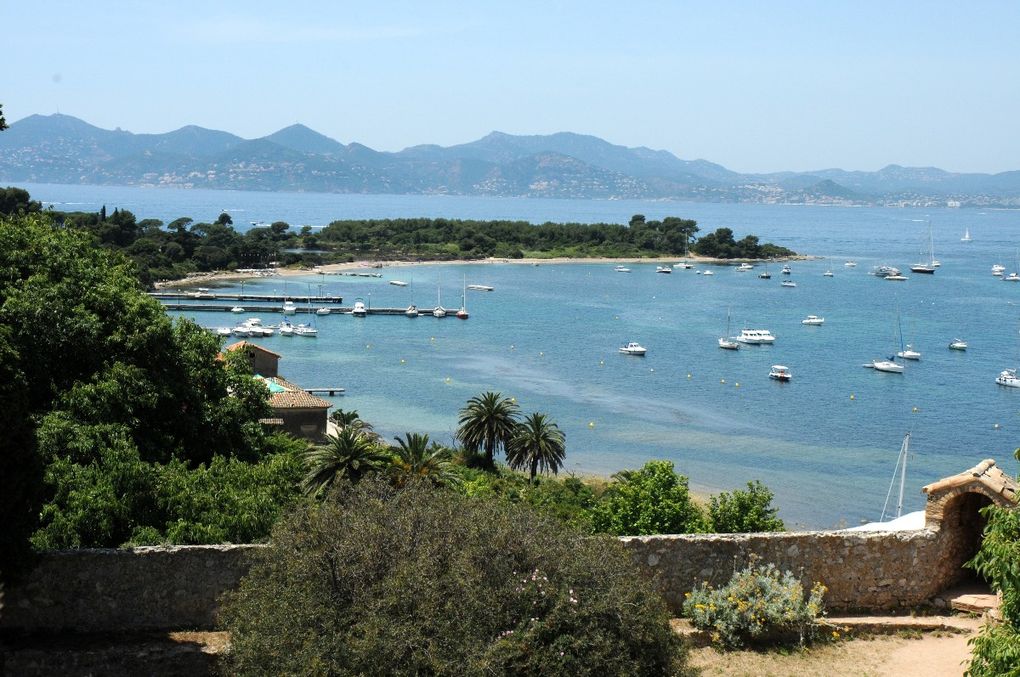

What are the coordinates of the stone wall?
(1, 545, 260, 633)
(1, 529, 961, 633)
(621, 528, 949, 613)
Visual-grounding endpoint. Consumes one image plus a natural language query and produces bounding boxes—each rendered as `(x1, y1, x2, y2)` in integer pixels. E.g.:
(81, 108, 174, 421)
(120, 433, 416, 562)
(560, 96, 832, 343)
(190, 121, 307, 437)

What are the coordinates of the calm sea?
(17, 182, 1020, 528)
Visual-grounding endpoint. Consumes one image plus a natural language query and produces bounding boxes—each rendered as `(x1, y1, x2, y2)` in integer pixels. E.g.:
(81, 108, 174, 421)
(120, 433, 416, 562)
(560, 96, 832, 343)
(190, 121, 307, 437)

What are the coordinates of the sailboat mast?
(896, 433, 910, 518)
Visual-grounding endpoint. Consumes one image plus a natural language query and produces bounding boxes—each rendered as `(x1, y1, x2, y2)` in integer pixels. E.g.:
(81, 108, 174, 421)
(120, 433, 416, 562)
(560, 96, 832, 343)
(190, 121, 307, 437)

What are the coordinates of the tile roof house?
(223, 340, 331, 441)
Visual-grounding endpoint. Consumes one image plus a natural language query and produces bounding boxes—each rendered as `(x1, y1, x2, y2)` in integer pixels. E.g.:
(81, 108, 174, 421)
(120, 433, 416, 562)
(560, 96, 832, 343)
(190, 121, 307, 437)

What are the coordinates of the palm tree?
(389, 432, 461, 488)
(301, 426, 389, 497)
(506, 412, 566, 484)
(329, 408, 379, 442)
(456, 391, 520, 468)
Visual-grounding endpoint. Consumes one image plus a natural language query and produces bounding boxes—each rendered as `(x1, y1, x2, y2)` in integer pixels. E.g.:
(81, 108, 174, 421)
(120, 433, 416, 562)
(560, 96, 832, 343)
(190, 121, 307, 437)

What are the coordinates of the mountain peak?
(262, 124, 345, 155)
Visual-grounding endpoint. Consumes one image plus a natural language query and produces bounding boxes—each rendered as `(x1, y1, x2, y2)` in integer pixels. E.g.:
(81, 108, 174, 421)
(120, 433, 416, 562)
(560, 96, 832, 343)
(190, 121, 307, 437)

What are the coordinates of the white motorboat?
(673, 261, 694, 269)
(885, 274, 908, 281)
(232, 325, 251, 337)
(282, 302, 297, 315)
(996, 368, 1020, 387)
(316, 307, 331, 315)
(865, 359, 904, 374)
(702, 270, 714, 276)
(781, 280, 796, 288)
(279, 320, 294, 336)
(781, 264, 792, 275)
(405, 305, 419, 318)
(351, 298, 367, 317)
(231, 306, 245, 313)
(293, 324, 318, 337)
(768, 365, 792, 381)
(656, 265, 673, 274)
(948, 338, 967, 351)
(619, 342, 647, 356)
(467, 284, 494, 291)
(823, 270, 834, 277)
(215, 327, 232, 337)
(389, 280, 409, 287)
(896, 344, 922, 361)
(844, 260, 858, 267)
(736, 329, 776, 344)
(871, 265, 900, 278)
(802, 315, 825, 325)
(1005, 273, 1020, 282)
(992, 264, 1005, 277)
(614, 265, 631, 273)
(735, 262, 754, 272)
(961, 228, 972, 242)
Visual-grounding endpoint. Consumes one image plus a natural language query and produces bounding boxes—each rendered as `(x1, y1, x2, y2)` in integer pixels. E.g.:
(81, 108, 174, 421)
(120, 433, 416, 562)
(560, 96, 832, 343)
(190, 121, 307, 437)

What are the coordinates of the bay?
(18, 182, 1020, 528)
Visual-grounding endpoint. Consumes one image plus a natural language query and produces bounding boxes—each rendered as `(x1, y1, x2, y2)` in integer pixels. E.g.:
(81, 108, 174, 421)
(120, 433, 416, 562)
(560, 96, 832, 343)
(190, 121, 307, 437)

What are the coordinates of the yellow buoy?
(850, 394, 855, 400)
(687, 373, 692, 379)
(912, 406, 919, 413)
(444, 377, 452, 384)
(400, 359, 406, 364)
(735, 382, 740, 388)
(994, 423, 1001, 429)
(599, 360, 604, 366)
(588, 421, 595, 429)
(539, 351, 544, 357)
(720, 378, 726, 384)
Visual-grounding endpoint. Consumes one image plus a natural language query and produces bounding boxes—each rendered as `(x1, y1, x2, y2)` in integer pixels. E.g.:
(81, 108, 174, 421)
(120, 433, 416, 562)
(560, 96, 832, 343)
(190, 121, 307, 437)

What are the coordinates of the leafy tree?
(0, 187, 42, 216)
(506, 412, 566, 483)
(966, 495, 1020, 676)
(220, 479, 693, 676)
(301, 427, 388, 496)
(456, 391, 520, 468)
(589, 460, 707, 536)
(0, 213, 279, 564)
(0, 103, 7, 131)
(708, 480, 785, 533)
(216, 212, 233, 226)
(389, 432, 460, 488)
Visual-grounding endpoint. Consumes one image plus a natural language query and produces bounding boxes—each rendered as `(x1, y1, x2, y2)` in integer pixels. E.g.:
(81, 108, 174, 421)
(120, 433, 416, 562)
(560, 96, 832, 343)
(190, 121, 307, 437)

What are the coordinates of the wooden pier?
(304, 387, 346, 396)
(163, 303, 455, 316)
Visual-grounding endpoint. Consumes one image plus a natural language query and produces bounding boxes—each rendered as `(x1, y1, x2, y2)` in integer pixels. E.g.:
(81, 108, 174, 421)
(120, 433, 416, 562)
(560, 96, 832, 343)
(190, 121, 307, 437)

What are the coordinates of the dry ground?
(686, 616, 983, 677)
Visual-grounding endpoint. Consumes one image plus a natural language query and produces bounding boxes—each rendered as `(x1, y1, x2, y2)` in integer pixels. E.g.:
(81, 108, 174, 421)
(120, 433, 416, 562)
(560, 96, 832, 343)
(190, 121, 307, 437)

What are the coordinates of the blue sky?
(5, 1, 1018, 173)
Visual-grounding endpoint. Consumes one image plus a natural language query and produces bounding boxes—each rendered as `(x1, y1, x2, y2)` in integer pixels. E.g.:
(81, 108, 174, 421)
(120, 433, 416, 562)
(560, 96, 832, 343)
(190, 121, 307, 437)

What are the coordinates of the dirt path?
(686, 616, 983, 676)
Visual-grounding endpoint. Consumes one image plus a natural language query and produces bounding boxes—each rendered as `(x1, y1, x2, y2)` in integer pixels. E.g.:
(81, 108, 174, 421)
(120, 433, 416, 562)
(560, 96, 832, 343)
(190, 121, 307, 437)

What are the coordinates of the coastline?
(154, 253, 816, 289)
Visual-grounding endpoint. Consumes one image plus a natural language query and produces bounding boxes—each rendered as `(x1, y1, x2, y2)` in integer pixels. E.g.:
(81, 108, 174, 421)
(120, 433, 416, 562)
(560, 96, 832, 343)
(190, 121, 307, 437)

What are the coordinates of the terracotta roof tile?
(225, 340, 282, 358)
(923, 459, 1019, 504)
(266, 376, 332, 410)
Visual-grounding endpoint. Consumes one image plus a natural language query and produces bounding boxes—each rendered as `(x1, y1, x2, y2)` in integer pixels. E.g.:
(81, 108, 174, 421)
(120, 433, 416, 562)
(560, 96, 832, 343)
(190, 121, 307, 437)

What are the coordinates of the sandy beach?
(154, 254, 813, 289)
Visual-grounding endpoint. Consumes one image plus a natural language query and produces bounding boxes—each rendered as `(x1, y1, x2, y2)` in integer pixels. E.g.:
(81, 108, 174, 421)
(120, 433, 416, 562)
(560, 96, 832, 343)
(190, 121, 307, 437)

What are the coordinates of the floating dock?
(166, 303, 456, 316)
(304, 387, 346, 396)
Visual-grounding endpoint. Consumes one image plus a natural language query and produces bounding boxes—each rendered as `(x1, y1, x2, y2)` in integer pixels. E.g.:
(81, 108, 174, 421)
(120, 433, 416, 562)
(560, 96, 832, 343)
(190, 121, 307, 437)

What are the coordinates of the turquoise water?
(18, 183, 1020, 527)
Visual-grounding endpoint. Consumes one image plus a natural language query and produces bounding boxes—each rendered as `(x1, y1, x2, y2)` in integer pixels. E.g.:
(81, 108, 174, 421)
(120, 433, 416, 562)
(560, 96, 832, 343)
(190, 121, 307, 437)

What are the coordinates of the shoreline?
(154, 254, 817, 289)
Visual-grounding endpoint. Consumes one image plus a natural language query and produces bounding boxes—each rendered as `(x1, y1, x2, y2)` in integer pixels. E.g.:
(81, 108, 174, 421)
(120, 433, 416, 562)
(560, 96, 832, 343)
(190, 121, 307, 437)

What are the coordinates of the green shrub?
(682, 562, 827, 649)
(708, 480, 785, 533)
(589, 460, 707, 536)
(966, 502, 1020, 676)
(220, 479, 692, 676)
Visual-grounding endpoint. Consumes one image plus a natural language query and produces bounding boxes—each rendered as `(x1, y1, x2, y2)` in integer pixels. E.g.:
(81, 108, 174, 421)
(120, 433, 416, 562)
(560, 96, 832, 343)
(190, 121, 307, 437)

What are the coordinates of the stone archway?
(922, 459, 1018, 605)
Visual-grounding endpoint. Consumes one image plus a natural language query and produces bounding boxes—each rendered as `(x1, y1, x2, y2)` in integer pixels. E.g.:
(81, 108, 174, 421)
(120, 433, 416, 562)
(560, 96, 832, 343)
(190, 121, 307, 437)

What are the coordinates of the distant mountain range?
(2, 113, 1018, 207)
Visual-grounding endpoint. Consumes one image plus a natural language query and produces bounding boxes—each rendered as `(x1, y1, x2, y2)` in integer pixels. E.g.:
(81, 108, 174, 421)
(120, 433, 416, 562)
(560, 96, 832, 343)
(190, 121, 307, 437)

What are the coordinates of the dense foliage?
(0, 214, 303, 578)
(708, 480, 786, 533)
(220, 479, 693, 676)
(692, 227, 795, 259)
(683, 562, 827, 649)
(589, 461, 709, 536)
(966, 500, 1020, 676)
(4, 186, 797, 287)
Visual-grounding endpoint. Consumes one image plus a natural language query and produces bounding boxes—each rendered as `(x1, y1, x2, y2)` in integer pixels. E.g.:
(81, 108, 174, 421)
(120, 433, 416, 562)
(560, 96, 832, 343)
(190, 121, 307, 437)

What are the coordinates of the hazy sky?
(5, 1, 1018, 173)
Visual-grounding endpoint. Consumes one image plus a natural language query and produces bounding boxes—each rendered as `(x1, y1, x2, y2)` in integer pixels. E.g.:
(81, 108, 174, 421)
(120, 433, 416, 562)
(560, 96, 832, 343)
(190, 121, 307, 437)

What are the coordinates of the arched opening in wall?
(939, 491, 993, 587)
